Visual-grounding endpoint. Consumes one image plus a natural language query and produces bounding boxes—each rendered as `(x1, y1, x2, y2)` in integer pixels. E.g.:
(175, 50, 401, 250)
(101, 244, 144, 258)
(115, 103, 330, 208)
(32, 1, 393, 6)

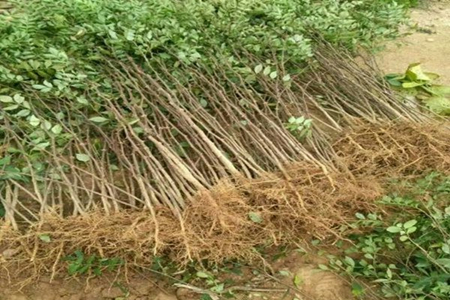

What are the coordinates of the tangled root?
(333, 122, 450, 177)
(0, 164, 382, 281)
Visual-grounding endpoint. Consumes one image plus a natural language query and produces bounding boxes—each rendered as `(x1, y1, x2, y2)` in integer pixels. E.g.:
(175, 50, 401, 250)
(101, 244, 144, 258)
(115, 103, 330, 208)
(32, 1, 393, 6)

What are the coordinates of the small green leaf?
(89, 116, 109, 123)
(269, 71, 278, 79)
(76, 96, 89, 105)
(4, 104, 19, 111)
(402, 82, 424, 88)
(15, 109, 30, 117)
(436, 258, 450, 269)
(355, 213, 365, 219)
(351, 282, 364, 297)
(254, 64, 263, 74)
(344, 256, 355, 267)
(403, 219, 417, 229)
(387, 226, 402, 233)
(423, 96, 450, 115)
(51, 124, 63, 134)
(39, 234, 51, 243)
(248, 212, 262, 223)
(0, 95, 13, 103)
(68, 263, 80, 275)
(76, 153, 91, 162)
(282, 74, 291, 82)
(196, 271, 210, 279)
(29, 115, 41, 127)
(263, 66, 271, 76)
(293, 275, 303, 288)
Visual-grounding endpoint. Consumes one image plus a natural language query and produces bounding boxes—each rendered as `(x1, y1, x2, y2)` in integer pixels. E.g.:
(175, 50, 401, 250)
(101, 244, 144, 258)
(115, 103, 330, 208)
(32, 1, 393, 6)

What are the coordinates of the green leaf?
(387, 226, 402, 233)
(254, 64, 263, 74)
(282, 74, 291, 82)
(3, 105, 19, 111)
(402, 82, 424, 88)
(0, 95, 13, 103)
(405, 63, 434, 82)
(406, 226, 417, 234)
(108, 30, 118, 39)
(293, 274, 302, 287)
(355, 213, 365, 219)
(76, 96, 89, 105)
(399, 235, 409, 242)
(426, 85, 450, 96)
(423, 96, 450, 115)
(68, 263, 80, 275)
(344, 256, 355, 267)
(403, 219, 417, 229)
(200, 294, 213, 300)
(248, 212, 262, 223)
(15, 109, 30, 117)
(196, 271, 210, 278)
(436, 258, 450, 269)
(89, 116, 109, 123)
(263, 66, 271, 76)
(269, 71, 278, 79)
(76, 153, 91, 162)
(29, 115, 41, 127)
(51, 124, 63, 134)
(351, 282, 364, 297)
(125, 30, 135, 41)
(39, 234, 51, 243)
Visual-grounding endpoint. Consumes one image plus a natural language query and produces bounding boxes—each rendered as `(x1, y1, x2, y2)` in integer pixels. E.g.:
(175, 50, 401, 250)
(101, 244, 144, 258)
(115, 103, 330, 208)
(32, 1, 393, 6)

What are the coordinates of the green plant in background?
(385, 63, 450, 115)
(64, 250, 123, 276)
(327, 173, 450, 300)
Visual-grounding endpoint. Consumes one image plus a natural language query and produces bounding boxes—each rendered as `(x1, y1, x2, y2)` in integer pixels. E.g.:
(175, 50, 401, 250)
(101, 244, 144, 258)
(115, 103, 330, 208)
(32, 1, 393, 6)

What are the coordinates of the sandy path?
(376, 1, 450, 84)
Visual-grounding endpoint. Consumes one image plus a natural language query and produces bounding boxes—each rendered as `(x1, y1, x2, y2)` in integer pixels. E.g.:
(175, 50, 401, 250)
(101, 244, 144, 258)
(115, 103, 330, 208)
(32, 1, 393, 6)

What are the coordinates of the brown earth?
(376, 0, 450, 85)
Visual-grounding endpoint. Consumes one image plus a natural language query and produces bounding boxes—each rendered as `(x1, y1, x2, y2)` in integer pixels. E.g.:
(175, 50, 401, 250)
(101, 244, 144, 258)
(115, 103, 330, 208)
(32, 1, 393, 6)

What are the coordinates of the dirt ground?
(376, 0, 450, 85)
(1, 2, 448, 300)
(0, 250, 355, 300)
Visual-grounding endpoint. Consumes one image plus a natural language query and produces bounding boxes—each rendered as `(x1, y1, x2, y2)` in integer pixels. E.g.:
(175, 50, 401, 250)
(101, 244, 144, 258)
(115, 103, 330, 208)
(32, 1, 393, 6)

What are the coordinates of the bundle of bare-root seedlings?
(1, 44, 449, 282)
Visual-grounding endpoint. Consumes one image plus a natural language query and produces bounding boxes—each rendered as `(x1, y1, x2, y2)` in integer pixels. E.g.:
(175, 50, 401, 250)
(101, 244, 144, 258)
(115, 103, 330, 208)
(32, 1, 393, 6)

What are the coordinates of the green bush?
(328, 173, 450, 300)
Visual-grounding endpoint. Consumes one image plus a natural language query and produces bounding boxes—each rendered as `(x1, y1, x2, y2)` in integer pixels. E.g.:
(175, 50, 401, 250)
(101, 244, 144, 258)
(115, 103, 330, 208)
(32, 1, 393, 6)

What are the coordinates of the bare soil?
(0, 251, 354, 300)
(376, 0, 450, 84)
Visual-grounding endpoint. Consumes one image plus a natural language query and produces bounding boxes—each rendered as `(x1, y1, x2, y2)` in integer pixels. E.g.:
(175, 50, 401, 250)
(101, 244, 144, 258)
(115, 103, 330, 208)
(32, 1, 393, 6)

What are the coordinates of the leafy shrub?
(0, 0, 410, 219)
(328, 173, 450, 300)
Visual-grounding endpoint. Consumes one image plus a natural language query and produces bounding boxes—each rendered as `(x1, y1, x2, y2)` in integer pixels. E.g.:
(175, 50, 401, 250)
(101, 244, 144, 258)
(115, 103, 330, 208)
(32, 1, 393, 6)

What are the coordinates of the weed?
(385, 63, 450, 115)
(327, 173, 450, 300)
(64, 250, 123, 277)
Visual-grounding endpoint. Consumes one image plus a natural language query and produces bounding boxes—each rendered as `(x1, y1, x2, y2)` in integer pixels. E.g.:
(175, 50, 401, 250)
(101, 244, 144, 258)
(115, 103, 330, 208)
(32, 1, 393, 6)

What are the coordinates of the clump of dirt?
(333, 122, 450, 177)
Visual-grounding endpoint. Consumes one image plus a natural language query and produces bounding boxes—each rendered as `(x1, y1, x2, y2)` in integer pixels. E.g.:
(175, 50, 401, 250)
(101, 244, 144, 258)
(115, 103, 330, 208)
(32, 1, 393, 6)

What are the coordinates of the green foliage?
(385, 63, 450, 115)
(285, 116, 312, 141)
(0, 0, 410, 218)
(329, 173, 450, 300)
(64, 250, 123, 276)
